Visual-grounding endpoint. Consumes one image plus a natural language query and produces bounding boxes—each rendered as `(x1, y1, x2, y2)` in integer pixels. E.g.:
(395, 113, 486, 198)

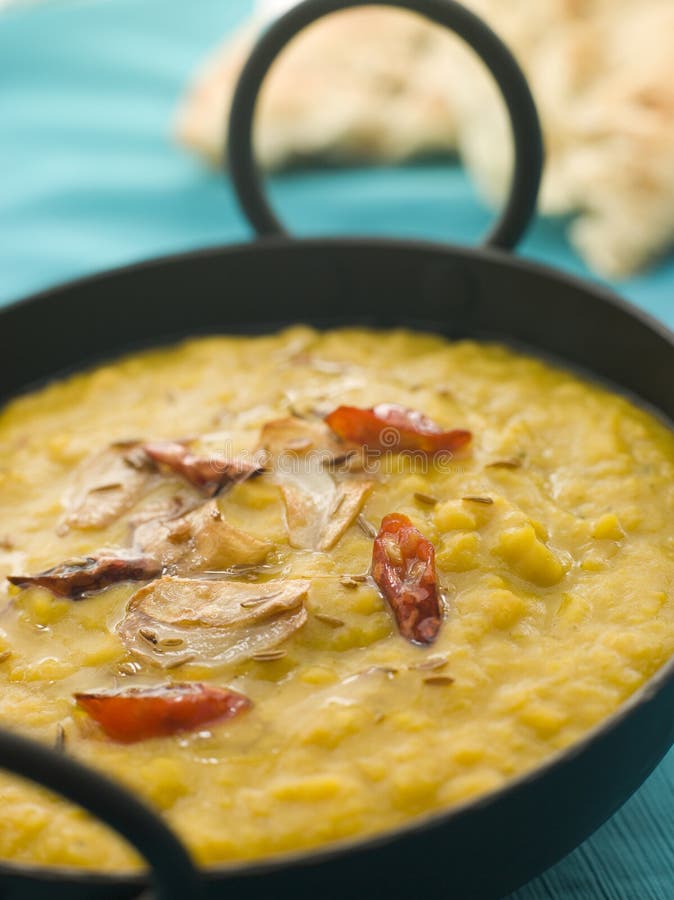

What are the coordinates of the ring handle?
(228, 0, 544, 251)
(0, 725, 203, 900)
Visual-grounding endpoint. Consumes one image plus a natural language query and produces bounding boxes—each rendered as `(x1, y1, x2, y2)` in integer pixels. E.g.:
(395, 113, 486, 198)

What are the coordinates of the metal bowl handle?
(0, 725, 203, 900)
(228, 0, 544, 251)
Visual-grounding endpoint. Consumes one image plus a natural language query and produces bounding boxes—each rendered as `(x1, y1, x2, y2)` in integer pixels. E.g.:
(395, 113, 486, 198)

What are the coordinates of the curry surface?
(0, 327, 673, 870)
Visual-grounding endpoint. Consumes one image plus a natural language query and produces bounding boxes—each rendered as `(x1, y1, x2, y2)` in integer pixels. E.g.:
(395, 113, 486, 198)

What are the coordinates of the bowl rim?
(3, 234, 673, 350)
(1, 234, 673, 887)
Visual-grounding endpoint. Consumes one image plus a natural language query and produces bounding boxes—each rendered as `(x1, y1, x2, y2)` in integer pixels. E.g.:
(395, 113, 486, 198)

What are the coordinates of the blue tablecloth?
(1, 1, 673, 897)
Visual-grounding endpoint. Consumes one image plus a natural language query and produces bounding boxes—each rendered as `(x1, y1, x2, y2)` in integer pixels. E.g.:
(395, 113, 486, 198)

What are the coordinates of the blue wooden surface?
(1, 1, 673, 896)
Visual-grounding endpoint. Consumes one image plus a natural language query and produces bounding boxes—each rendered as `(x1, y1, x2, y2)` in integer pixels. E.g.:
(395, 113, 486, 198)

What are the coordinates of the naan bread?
(175, 0, 674, 278)
(176, 8, 461, 170)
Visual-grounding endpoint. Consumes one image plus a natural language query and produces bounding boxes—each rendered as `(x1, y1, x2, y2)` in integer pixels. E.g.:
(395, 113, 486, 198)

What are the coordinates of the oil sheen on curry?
(0, 327, 673, 870)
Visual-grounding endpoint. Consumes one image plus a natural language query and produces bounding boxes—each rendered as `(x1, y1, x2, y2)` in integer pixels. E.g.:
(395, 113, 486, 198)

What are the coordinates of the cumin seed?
(54, 723, 66, 752)
(486, 458, 521, 470)
(123, 449, 152, 470)
(63, 556, 90, 568)
(423, 675, 455, 686)
(287, 438, 313, 450)
(0, 650, 11, 664)
(332, 449, 359, 468)
(329, 492, 347, 516)
(462, 496, 494, 505)
(90, 482, 123, 493)
(414, 492, 438, 506)
(240, 590, 282, 608)
(157, 637, 185, 648)
(357, 515, 377, 538)
(383, 535, 403, 564)
(372, 666, 398, 676)
(340, 574, 368, 589)
(251, 649, 287, 662)
(340, 577, 359, 590)
(139, 628, 158, 645)
(409, 656, 448, 671)
(315, 613, 345, 628)
(165, 654, 196, 669)
(116, 661, 138, 676)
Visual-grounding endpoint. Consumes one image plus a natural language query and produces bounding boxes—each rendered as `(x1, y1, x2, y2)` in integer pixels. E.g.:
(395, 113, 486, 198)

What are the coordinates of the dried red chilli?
(371, 513, 442, 645)
(143, 441, 261, 496)
(74, 683, 251, 743)
(7, 555, 160, 599)
(324, 404, 471, 456)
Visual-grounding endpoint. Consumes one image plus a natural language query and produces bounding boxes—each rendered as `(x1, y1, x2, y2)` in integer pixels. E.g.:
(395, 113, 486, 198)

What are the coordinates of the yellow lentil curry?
(0, 327, 673, 870)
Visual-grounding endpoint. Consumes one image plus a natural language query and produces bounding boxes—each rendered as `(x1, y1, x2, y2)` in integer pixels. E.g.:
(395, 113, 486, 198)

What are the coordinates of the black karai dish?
(0, 2, 672, 899)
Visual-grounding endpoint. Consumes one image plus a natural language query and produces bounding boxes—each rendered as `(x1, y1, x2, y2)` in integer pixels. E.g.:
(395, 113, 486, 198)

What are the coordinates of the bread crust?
(175, 1, 674, 278)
